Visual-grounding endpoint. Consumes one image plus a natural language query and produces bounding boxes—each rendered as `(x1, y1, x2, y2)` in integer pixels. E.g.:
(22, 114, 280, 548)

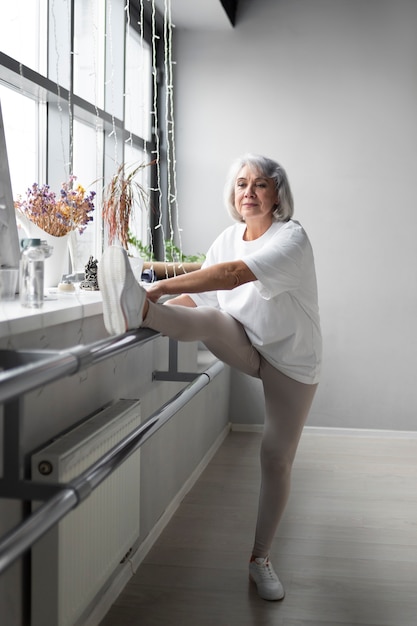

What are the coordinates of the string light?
(107, 0, 118, 163)
(67, 0, 74, 177)
(124, 0, 133, 148)
(139, 0, 146, 157)
(164, 0, 184, 268)
(164, 0, 174, 256)
(139, 0, 156, 261)
(50, 0, 70, 179)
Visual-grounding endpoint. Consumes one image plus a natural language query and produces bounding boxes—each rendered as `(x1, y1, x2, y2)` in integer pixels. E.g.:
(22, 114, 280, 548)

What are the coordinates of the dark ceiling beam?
(220, 0, 239, 26)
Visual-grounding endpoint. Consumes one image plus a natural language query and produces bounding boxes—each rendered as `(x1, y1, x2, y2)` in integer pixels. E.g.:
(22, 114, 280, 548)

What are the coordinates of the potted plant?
(128, 233, 205, 278)
(102, 161, 155, 250)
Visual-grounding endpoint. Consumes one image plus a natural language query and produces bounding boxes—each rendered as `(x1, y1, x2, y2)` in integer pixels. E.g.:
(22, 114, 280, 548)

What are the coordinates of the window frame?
(0, 0, 167, 264)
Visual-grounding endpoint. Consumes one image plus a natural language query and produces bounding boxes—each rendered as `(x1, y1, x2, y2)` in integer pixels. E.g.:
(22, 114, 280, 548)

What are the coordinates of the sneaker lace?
(256, 558, 277, 582)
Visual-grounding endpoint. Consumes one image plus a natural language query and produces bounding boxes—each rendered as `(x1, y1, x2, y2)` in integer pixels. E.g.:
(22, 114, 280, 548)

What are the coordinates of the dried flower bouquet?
(15, 175, 95, 237)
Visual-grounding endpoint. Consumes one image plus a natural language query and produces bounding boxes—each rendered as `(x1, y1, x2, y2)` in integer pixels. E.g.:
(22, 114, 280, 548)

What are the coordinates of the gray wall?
(173, 0, 417, 431)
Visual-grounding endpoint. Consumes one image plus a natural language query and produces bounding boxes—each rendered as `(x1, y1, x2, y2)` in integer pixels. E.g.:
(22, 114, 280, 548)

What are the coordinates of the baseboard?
(231, 423, 417, 439)
(303, 426, 417, 438)
(83, 422, 231, 626)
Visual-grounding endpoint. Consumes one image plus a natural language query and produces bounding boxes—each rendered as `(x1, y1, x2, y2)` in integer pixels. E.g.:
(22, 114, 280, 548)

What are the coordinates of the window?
(0, 87, 38, 196)
(0, 1, 47, 75)
(0, 0, 168, 271)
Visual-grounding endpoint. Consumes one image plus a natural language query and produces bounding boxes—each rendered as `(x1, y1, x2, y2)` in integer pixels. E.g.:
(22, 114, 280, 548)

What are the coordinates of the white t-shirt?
(190, 220, 322, 384)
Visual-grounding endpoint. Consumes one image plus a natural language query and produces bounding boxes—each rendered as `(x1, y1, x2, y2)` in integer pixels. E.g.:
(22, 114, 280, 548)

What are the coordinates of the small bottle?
(20, 238, 45, 308)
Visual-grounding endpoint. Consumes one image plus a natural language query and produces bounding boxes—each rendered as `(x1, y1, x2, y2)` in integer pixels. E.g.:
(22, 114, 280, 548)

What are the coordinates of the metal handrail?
(0, 329, 224, 575)
(0, 328, 158, 404)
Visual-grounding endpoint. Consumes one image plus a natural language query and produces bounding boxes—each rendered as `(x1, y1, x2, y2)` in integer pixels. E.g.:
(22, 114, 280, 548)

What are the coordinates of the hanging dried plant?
(102, 160, 155, 249)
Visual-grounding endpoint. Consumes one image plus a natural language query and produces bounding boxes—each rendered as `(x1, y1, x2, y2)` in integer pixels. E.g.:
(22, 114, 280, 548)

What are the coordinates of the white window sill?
(0, 288, 104, 339)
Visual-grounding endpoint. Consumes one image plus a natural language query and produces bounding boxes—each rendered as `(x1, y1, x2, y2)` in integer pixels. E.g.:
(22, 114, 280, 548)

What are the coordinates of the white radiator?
(31, 399, 142, 626)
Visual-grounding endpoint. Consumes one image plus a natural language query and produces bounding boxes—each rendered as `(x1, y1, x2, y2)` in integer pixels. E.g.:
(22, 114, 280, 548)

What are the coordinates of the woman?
(98, 154, 322, 601)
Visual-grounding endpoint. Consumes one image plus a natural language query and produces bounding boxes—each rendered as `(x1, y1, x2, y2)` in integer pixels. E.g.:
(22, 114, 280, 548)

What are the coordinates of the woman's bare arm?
(146, 260, 256, 303)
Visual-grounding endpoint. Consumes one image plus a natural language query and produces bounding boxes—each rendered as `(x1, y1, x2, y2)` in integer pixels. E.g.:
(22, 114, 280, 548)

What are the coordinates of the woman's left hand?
(146, 281, 168, 303)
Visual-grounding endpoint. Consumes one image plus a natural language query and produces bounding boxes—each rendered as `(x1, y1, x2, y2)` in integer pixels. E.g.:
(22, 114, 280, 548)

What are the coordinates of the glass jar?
(20, 238, 45, 308)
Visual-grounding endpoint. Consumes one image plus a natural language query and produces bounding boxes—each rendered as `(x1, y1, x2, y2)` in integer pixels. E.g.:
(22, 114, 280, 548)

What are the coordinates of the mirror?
(0, 98, 20, 269)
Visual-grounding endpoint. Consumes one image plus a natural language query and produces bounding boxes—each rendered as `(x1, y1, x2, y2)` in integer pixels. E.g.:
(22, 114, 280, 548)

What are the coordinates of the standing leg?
(253, 360, 318, 557)
(248, 360, 317, 600)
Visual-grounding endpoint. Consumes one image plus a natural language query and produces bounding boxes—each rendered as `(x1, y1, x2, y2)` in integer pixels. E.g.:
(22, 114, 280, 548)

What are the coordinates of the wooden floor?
(100, 429, 417, 626)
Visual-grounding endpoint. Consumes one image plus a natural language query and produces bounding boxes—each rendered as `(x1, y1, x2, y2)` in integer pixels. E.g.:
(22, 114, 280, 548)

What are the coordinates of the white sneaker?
(98, 246, 146, 335)
(249, 557, 285, 601)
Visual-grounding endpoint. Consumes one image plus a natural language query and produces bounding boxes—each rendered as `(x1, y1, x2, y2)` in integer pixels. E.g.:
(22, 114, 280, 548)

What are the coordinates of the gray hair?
(224, 154, 294, 222)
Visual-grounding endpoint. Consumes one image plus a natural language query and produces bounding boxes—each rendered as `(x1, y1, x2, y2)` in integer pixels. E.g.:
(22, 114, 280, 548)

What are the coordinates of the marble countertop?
(0, 287, 104, 339)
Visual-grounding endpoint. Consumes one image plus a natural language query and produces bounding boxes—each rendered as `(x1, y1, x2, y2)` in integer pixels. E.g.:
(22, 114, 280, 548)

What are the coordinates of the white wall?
(172, 0, 417, 430)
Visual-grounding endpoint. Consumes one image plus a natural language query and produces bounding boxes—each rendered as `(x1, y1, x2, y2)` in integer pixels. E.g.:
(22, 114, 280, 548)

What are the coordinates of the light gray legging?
(143, 302, 318, 558)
